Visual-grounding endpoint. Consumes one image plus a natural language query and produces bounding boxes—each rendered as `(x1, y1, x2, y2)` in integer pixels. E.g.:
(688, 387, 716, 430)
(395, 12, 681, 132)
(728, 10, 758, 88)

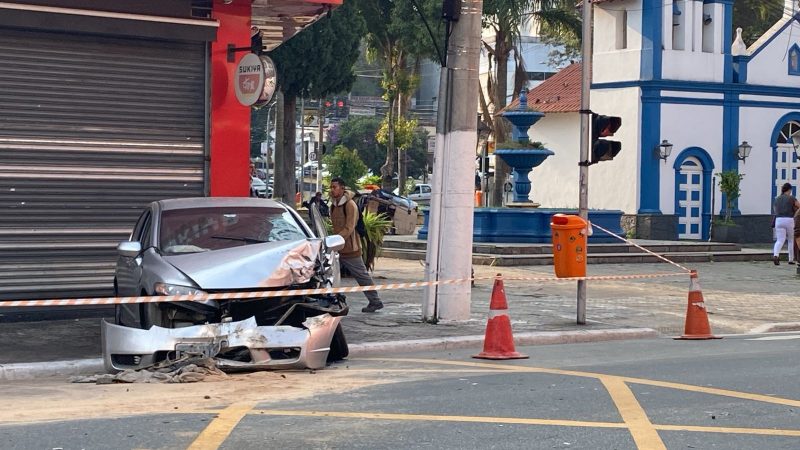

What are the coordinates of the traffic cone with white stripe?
(675, 270, 721, 340)
(473, 275, 528, 360)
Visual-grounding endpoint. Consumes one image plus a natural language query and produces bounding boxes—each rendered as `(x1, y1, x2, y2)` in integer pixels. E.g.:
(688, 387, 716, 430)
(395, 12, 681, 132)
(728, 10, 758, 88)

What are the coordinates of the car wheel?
(327, 323, 349, 363)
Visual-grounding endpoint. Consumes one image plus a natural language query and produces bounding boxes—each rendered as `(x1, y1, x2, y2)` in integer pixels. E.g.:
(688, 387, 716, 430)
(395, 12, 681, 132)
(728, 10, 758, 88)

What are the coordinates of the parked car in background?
(408, 183, 432, 205)
(105, 198, 348, 372)
(250, 176, 269, 198)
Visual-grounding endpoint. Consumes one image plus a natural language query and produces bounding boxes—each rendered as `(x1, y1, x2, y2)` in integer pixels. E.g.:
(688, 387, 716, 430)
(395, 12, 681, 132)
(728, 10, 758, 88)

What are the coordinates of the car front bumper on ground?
(101, 314, 342, 372)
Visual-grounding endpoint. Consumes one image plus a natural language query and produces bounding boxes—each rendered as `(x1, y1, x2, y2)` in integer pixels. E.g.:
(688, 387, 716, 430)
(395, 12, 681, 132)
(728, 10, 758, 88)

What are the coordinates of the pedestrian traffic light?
(591, 113, 622, 164)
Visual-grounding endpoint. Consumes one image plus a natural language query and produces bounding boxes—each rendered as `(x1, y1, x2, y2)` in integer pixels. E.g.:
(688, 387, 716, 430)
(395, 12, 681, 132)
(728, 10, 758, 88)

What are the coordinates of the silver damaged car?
(103, 197, 348, 372)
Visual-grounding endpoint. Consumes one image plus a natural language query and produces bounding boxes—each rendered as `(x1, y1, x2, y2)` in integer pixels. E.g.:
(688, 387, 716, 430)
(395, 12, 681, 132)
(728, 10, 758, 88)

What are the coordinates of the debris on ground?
(69, 356, 228, 384)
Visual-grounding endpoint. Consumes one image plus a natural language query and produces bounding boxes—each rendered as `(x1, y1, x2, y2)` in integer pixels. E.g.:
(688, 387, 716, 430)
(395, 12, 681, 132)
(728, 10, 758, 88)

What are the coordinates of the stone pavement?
(1, 255, 798, 378)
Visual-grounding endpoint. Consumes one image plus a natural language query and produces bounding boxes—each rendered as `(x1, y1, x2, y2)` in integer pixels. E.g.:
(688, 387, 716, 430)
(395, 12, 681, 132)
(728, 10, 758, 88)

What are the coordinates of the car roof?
(155, 197, 286, 211)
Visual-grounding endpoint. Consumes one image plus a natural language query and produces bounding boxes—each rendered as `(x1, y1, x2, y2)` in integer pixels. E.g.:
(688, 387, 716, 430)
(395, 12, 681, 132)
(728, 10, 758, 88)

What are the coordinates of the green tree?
(323, 145, 369, 190)
(733, 0, 783, 45)
(377, 116, 417, 194)
(337, 116, 386, 174)
(267, 3, 365, 203)
(351, 0, 441, 190)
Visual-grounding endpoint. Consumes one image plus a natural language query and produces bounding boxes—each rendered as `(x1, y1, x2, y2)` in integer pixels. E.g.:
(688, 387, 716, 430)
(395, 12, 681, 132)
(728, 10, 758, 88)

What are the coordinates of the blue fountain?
(494, 90, 554, 205)
(418, 91, 624, 243)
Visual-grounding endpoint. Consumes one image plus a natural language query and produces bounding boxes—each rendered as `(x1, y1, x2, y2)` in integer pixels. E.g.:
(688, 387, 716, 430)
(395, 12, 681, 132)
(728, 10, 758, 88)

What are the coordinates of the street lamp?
(655, 139, 673, 163)
(736, 141, 752, 163)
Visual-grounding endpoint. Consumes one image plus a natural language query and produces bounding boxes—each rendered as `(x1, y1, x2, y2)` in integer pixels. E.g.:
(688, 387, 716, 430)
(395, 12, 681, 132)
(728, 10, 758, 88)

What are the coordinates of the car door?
(116, 209, 151, 296)
(309, 203, 340, 287)
(421, 184, 431, 200)
(408, 185, 422, 201)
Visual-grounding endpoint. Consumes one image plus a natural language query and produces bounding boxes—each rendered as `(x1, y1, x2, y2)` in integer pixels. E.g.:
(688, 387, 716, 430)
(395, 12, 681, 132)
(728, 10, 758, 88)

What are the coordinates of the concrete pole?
(422, 0, 482, 321)
(300, 95, 305, 203)
(577, 0, 593, 325)
(317, 99, 324, 193)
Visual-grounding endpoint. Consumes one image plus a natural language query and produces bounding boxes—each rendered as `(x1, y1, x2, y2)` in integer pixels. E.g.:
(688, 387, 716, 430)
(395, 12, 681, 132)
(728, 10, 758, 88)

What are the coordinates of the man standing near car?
(329, 177, 384, 313)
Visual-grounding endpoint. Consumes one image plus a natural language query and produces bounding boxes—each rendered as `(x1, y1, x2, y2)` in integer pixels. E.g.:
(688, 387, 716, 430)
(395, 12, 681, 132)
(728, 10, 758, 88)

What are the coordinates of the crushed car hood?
(163, 240, 321, 290)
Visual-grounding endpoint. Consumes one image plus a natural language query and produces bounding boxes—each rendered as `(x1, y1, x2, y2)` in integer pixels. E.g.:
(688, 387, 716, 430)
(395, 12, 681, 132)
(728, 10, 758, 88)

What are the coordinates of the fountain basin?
(418, 208, 624, 243)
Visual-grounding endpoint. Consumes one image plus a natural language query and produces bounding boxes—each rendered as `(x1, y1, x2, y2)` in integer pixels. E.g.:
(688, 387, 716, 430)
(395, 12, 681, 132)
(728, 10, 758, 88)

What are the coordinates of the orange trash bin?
(550, 214, 588, 278)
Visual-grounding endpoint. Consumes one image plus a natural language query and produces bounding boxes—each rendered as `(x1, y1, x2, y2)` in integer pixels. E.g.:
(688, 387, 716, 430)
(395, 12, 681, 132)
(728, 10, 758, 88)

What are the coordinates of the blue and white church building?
(531, 0, 800, 242)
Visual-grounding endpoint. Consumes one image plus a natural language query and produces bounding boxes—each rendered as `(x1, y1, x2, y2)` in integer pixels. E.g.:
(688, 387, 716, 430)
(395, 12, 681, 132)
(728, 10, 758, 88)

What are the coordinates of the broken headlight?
(154, 282, 206, 297)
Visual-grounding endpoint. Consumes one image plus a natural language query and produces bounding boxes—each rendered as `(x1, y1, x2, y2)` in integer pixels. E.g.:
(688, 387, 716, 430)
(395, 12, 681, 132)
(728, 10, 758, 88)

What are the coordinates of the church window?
(789, 45, 800, 76)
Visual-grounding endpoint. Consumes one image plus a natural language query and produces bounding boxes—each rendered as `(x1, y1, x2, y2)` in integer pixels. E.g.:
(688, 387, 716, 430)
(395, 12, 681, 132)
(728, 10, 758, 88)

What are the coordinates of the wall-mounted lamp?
(656, 139, 673, 162)
(736, 141, 752, 162)
(703, 14, 712, 25)
(791, 134, 800, 159)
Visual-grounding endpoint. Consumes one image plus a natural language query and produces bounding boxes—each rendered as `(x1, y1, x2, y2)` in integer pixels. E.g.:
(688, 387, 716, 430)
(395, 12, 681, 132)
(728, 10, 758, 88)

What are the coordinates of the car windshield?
(159, 206, 308, 255)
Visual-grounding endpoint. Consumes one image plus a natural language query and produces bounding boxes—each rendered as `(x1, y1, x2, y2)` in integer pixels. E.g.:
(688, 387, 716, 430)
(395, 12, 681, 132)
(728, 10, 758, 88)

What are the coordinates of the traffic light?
(336, 99, 346, 117)
(591, 113, 622, 164)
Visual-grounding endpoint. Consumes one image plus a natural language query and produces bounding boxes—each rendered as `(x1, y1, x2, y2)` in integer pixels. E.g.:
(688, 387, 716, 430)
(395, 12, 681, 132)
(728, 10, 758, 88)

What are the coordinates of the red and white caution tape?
(591, 222, 694, 273)
(0, 271, 690, 308)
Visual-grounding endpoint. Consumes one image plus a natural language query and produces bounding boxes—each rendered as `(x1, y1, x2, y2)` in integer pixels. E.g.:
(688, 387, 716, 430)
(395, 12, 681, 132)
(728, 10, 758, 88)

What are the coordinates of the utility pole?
(317, 99, 325, 193)
(422, 0, 482, 321)
(299, 95, 305, 203)
(576, 0, 593, 325)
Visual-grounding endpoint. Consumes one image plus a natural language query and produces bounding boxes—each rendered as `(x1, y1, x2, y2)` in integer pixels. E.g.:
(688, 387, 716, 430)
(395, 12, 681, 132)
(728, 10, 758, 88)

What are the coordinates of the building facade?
(0, 0, 334, 300)
(523, 0, 800, 242)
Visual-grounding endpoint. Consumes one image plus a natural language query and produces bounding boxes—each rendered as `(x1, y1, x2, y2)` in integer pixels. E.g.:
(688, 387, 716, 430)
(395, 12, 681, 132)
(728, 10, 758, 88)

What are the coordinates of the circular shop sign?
(234, 53, 265, 106)
(255, 55, 277, 107)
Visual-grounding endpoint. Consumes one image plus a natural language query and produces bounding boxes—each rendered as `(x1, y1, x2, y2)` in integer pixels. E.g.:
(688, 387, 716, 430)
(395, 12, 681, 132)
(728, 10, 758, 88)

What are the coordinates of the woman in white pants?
(772, 182, 800, 265)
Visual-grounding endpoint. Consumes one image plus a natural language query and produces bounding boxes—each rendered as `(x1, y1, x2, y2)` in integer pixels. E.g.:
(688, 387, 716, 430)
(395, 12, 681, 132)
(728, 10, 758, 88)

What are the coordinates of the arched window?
(776, 121, 800, 145)
(789, 44, 800, 76)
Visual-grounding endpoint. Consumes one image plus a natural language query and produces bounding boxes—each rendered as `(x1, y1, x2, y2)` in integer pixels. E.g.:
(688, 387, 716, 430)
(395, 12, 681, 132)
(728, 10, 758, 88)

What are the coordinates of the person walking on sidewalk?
(772, 182, 800, 265)
(329, 177, 384, 313)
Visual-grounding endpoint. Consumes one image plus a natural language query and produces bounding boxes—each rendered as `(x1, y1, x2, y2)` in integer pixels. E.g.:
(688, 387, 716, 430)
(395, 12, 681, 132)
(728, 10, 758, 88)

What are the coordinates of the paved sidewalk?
(1, 257, 798, 379)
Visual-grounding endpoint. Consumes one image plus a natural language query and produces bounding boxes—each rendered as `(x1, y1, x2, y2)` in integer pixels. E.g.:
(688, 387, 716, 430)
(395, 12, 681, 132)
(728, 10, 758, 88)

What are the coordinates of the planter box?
(711, 224, 742, 243)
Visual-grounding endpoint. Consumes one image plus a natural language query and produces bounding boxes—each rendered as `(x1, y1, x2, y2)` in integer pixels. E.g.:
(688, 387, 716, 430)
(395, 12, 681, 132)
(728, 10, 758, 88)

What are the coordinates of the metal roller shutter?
(0, 28, 208, 300)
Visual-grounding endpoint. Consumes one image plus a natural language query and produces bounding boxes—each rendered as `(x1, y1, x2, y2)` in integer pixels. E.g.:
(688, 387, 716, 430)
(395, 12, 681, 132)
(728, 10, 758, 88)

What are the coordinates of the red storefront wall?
(209, 1, 251, 197)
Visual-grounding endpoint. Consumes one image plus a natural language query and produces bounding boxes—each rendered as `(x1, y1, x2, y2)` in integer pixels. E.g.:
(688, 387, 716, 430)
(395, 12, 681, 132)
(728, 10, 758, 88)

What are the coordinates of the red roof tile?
(503, 62, 582, 114)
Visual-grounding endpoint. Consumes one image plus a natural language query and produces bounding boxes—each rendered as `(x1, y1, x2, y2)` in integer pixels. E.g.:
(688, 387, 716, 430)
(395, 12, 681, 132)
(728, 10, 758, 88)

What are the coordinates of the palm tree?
(352, 0, 440, 192)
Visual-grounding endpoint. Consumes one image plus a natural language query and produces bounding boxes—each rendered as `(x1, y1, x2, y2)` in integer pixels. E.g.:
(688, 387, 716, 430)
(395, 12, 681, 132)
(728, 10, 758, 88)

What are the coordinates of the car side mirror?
(324, 235, 345, 252)
(117, 241, 142, 258)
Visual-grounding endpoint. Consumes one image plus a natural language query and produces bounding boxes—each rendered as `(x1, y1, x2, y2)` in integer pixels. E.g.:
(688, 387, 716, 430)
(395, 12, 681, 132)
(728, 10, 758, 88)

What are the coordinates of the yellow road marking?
(250, 409, 625, 428)
(655, 424, 800, 437)
(601, 376, 666, 450)
(177, 409, 800, 438)
(367, 358, 800, 407)
(187, 401, 256, 450)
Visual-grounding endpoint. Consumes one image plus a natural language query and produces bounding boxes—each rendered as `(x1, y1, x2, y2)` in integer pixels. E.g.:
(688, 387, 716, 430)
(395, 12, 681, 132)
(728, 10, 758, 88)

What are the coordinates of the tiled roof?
(503, 62, 582, 113)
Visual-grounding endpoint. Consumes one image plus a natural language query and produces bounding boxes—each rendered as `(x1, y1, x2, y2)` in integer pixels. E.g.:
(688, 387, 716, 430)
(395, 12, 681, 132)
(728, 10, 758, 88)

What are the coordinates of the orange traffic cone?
(675, 270, 721, 340)
(473, 275, 529, 360)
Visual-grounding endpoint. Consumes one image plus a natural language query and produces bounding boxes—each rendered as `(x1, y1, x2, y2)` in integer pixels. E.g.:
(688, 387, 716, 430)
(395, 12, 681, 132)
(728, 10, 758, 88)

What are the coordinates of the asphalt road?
(2, 334, 799, 449)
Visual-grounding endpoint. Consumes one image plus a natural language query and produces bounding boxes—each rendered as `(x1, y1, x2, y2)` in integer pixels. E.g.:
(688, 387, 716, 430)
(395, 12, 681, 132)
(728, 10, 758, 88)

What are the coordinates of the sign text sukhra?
(238, 64, 262, 74)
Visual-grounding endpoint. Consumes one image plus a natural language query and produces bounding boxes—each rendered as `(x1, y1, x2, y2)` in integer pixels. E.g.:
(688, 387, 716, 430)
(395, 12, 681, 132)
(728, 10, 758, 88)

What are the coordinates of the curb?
(0, 358, 104, 382)
(747, 322, 800, 334)
(0, 328, 658, 381)
(348, 328, 658, 357)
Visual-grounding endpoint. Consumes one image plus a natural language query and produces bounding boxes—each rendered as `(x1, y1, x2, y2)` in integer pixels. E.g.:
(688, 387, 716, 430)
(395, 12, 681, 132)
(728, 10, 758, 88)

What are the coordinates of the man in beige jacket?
(329, 177, 383, 312)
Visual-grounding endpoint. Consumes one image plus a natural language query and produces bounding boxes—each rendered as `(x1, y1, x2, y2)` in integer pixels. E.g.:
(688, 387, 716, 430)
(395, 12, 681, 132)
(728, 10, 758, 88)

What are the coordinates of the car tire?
(327, 323, 349, 363)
